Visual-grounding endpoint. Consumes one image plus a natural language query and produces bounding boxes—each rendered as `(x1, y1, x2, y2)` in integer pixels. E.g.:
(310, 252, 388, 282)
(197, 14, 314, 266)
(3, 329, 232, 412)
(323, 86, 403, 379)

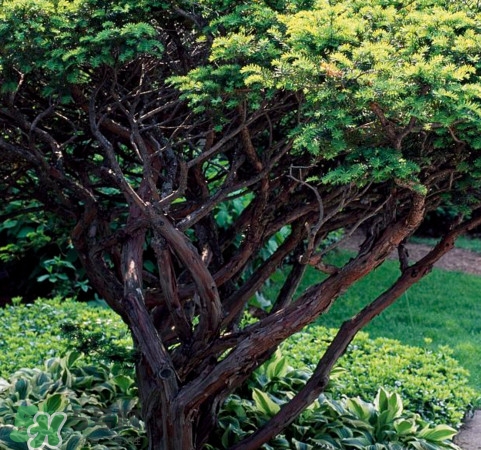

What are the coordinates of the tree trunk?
(137, 356, 197, 450)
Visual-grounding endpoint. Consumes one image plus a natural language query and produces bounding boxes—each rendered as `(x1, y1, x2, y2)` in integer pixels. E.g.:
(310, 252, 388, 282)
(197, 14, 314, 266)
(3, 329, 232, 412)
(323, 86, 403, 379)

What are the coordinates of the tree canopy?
(2, 0, 481, 448)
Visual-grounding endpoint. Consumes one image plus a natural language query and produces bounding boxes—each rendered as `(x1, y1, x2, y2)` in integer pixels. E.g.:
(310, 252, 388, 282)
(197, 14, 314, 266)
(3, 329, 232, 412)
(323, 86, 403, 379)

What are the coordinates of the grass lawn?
(270, 251, 481, 391)
(410, 234, 481, 254)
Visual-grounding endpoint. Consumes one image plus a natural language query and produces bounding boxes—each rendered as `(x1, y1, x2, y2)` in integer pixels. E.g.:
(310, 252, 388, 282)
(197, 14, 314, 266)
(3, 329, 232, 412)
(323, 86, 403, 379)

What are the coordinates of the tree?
(2, 0, 481, 448)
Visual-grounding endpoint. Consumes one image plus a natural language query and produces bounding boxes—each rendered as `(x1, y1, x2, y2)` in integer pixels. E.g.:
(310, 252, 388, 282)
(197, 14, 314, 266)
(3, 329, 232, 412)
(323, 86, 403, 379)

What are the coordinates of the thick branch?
(151, 236, 193, 343)
(177, 192, 426, 412)
(150, 209, 223, 340)
(230, 208, 481, 450)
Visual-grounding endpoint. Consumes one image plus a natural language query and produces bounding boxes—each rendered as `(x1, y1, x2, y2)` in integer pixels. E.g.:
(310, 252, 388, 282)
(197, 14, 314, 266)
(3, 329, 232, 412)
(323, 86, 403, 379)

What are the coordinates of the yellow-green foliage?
(0, 297, 132, 377)
(282, 326, 477, 427)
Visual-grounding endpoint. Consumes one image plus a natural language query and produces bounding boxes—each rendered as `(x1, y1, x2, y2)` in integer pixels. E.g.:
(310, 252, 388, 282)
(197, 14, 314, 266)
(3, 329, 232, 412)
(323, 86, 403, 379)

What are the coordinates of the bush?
(208, 351, 460, 449)
(0, 297, 133, 377)
(0, 352, 461, 450)
(282, 326, 477, 427)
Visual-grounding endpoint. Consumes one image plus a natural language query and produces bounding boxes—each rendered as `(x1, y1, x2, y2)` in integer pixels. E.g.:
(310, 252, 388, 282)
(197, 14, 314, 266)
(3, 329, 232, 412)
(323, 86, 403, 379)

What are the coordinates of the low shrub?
(0, 297, 133, 377)
(0, 352, 145, 450)
(0, 352, 461, 450)
(207, 350, 460, 449)
(282, 326, 476, 427)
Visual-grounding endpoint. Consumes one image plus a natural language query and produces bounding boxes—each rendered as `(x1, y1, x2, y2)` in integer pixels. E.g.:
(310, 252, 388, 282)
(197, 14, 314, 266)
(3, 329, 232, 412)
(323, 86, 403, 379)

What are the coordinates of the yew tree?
(3, 0, 481, 448)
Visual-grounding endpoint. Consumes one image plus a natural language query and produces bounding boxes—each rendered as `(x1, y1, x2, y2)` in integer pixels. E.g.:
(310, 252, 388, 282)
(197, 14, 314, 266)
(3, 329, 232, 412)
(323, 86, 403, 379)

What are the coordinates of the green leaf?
(387, 391, 403, 420)
(265, 349, 290, 380)
(66, 351, 82, 368)
(252, 388, 280, 416)
(291, 438, 313, 449)
(418, 424, 457, 442)
(394, 419, 417, 435)
(65, 434, 84, 450)
(85, 426, 116, 440)
(112, 375, 133, 394)
(347, 397, 374, 421)
(41, 393, 65, 413)
(342, 437, 373, 449)
(14, 379, 28, 399)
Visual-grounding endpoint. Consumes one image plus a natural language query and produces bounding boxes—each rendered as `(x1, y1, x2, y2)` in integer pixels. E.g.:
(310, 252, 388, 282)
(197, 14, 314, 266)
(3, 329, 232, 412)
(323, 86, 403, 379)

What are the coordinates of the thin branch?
(221, 221, 305, 327)
(288, 165, 324, 261)
(187, 113, 263, 169)
(89, 85, 146, 210)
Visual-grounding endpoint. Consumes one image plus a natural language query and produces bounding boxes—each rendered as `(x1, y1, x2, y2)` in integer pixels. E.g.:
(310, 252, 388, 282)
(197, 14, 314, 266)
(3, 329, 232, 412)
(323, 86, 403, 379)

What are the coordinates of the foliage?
(282, 326, 476, 427)
(0, 297, 132, 377)
(208, 351, 461, 449)
(1, 297, 473, 432)
(0, 349, 463, 450)
(4, 0, 481, 447)
(0, 202, 90, 299)
(0, 202, 52, 264)
(0, 353, 145, 450)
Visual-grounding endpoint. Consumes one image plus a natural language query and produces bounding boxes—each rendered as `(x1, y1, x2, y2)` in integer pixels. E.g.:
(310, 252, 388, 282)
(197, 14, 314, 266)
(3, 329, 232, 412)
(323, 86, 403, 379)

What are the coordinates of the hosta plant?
(208, 352, 461, 449)
(0, 353, 144, 450)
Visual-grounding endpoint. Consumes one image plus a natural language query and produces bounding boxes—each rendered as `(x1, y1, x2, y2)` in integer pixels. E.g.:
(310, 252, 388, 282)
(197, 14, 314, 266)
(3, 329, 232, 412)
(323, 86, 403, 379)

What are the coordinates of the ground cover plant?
(0, 353, 145, 450)
(0, 350, 466, 449)
(5, 0, 481, 447)
(0, 298, 475, 435)
(210, 353, 462, 449)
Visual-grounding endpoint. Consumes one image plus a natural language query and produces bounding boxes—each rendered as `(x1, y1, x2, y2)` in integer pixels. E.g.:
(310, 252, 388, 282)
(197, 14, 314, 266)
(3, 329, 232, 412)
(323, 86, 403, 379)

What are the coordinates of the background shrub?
(282, 326, 476, 426)
(0, 297, 132, 377)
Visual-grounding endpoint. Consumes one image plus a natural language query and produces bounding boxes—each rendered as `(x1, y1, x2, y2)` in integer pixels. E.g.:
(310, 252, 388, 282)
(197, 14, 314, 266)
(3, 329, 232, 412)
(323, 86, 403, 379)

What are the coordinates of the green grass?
(410, 234, 481, 254)
(265, 250, 481, 392)
(297, 252, 481, 391)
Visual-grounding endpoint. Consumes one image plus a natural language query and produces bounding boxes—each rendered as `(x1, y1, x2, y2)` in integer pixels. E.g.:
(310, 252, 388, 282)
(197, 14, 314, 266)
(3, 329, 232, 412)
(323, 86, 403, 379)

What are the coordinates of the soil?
(340, 233, 481, 276)
(341, 233, 481, 449)
(455, 411, 481, 450)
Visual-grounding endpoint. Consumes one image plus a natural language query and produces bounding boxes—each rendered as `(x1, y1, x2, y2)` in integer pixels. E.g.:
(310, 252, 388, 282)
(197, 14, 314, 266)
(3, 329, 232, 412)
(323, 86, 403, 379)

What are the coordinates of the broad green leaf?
(85, 426, 116, 440)
(112, 375, 134, 394)
(265, 350, 290, 380)
(387, 391, 403, 420)
(41, 393, 66, 413)
(65, 434, 84, 450)
(252, 388, 280, 416)
(418, 424, 457, 442)
(394, 419, 417, 435)
(14, 379, 28, 399)
(291, 438, 313, 450)
(347, 397, 374, 421)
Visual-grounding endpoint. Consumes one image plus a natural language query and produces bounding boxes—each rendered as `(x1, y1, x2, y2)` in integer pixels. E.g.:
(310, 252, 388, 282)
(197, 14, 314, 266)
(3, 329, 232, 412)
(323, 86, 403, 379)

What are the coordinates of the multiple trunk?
(2, 14, 479, 447)
(72, 185, 481, 449)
